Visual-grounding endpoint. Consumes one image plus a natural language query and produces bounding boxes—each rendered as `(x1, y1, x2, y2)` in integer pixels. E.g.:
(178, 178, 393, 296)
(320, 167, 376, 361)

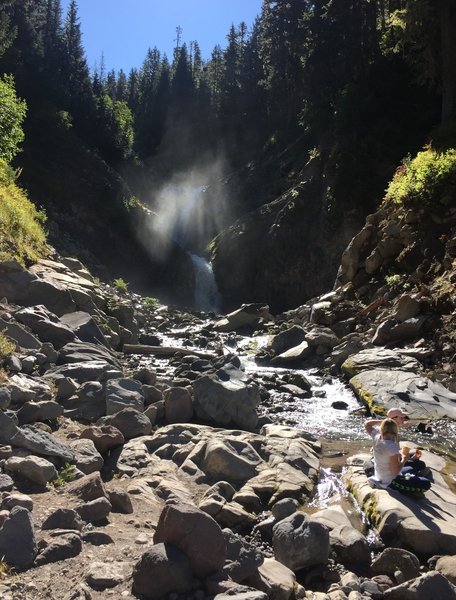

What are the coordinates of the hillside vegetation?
(0, 159, 48, 265)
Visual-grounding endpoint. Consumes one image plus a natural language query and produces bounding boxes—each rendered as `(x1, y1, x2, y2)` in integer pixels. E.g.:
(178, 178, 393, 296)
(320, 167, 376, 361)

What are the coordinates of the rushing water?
(190, 253, 221, 313)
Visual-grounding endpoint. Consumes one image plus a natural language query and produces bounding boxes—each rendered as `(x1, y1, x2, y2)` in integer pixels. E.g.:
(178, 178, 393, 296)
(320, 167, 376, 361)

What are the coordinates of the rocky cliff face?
(211, 158, 364, 313)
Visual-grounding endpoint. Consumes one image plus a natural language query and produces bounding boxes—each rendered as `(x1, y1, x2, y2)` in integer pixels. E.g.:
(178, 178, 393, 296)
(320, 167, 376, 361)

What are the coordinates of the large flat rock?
(344, 450, 456, 558)
(348, 369, 456, 420)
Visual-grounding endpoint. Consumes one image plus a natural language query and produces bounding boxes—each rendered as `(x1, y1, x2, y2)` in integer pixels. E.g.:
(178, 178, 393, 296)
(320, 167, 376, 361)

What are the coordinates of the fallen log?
(122, 344, 219, 360)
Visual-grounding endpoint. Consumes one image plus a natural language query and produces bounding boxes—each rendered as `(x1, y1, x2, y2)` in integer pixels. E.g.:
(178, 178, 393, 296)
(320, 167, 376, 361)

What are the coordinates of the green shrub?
(0, 160, 48, 265)
(0, 74, 27, 162)
(0, 331, 15, 359)
(143, 296, 160, 309)
(113, 278, 129, 293)
(386, 147, 456, 206)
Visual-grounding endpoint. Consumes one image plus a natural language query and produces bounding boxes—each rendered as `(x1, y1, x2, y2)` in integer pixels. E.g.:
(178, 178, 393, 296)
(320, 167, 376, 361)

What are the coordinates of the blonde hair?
(380, 418, 399, 442)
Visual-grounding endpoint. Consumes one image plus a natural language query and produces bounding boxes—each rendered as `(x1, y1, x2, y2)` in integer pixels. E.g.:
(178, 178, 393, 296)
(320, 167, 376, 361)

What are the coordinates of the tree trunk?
(440, 0, 456, 123)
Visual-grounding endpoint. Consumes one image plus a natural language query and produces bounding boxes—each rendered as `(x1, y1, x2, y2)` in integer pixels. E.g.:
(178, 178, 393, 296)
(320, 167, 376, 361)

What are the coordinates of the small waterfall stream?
(190, 253, 222, 313)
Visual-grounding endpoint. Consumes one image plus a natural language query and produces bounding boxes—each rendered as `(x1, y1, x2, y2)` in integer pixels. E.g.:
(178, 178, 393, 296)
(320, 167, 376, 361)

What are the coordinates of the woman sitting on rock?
(364, 417, 431, 495)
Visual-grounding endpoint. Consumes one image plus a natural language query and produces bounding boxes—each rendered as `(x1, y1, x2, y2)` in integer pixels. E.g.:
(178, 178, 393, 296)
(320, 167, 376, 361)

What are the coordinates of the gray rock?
(271, 341, 312, 364)
(15, 305, 75, 349)
(9, 373, 52, 404)
(66, 471, 108, 502)
(383, 570, 456, 599)
(268, 326, 306, 355)
(0, 505, 37, 569)
(105, 378, 145, 414)
(5, 455, 58, 486)
(60, 311, 110, 347)
(2, 492, 34, 511)
(85, 561, 128, 589)
(341, 348, 422, 378)
(107, 489, 134, 514)
(34, 533, 82, 566)
(373, 316, 427, 346)
(154, 502, 226, 579)
(371, 547, 421, 581)
(193, 365, 259, 430)
(271, 498, 299, 522)
(198, 438, 262, 482)
(74, 381, 106, 422)
(44, 361, 113, 384)
(0, 387, 11, 409)
(79, 425, 124, 453)
(11, 423, 75, 462)
(76, 497, 111, 522)
(0, 262, 75, 317)
(213, 303, 273, 332)
(97, 407, 151, 439)
(58, 341, 121, 368)
(222, 528, 264, 583)
(0, 473, 14, 492)
(329, 524, 371, 567)
(41, 508, 84, 531)
(17, 400, 63, 425)
(132, 543, 193, 599)
(71, 438, 104, 475)
(0, 316, 41, 350)
(82, 531, 114, 545)
(272, 512, 329, 571)
(164, 387, 193, 423)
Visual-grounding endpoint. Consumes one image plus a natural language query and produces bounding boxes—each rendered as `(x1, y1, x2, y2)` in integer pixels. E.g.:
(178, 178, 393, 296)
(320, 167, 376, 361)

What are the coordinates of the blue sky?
(61, 0, 263, 74)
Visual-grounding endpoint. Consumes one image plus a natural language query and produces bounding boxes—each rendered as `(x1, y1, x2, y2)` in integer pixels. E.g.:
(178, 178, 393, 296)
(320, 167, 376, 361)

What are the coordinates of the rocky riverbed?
(1, 255, 456, 599)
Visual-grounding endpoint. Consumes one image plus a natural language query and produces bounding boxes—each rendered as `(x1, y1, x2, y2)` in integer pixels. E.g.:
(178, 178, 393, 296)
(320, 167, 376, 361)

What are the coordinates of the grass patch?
(0, 159, 49, 265)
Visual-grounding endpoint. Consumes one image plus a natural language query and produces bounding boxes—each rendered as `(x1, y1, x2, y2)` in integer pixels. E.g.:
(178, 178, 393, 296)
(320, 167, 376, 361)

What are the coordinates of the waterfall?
(190, 253, 221, 313)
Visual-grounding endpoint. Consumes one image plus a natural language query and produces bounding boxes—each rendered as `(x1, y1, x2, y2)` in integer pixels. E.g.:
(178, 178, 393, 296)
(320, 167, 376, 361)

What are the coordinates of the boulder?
(341, 348, 422, 378)
(73, 381, 106, 422)
(97, 407, 151, 439)
(5, 455, 58, 486)
(371, 547, 421, 581)
(0, 506, 37, 569)
(329, 524, 371, 567)
(84, 561, 129, 590)
(382, 571, 456, 599)
(268, 326, 306, 355)
(66, 472, 109, 502)
(76, 497, 112, 522)
(348, 370, 456, 420)
(247, 557, 296, 600)
(271, 341, 311, 364)
(272, 512, 329, 571)
(193, 365, 259, 430)
(164, 387, 193, 423)
(0, 261, 75, 316)
(17, 400, 63, 425)
(213, 303, 273, 332)
(34, 533, 82, 566)
(79, 425, 124, 453)
(44, 361, 114, 385)
(60, 311, 110, 347)
(132, 543, 193, 599)
(41, 508, 84, 531)
(105, 378, 145, 415)
(198, 438, 262, 482)
(9, 373, 52, 404)
(373, 317, 427, 346)
(222, 528, 264, 583)
(70, 439, 104, 474)
(57, 341, 121, 368)
(344, 453, 456, 557)
(14, 305, 75, 349)
(435, 555, 456, 585)
(154, 503, 226, 578)
(0, 317, 41, 350)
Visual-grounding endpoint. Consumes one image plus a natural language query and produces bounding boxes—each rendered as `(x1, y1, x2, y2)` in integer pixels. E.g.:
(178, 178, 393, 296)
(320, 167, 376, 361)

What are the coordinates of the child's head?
(380, 418, 399, 441)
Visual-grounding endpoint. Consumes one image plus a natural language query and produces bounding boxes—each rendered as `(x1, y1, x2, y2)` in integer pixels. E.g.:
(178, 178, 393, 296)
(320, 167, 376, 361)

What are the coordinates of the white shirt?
(369, 427, 400, 488)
